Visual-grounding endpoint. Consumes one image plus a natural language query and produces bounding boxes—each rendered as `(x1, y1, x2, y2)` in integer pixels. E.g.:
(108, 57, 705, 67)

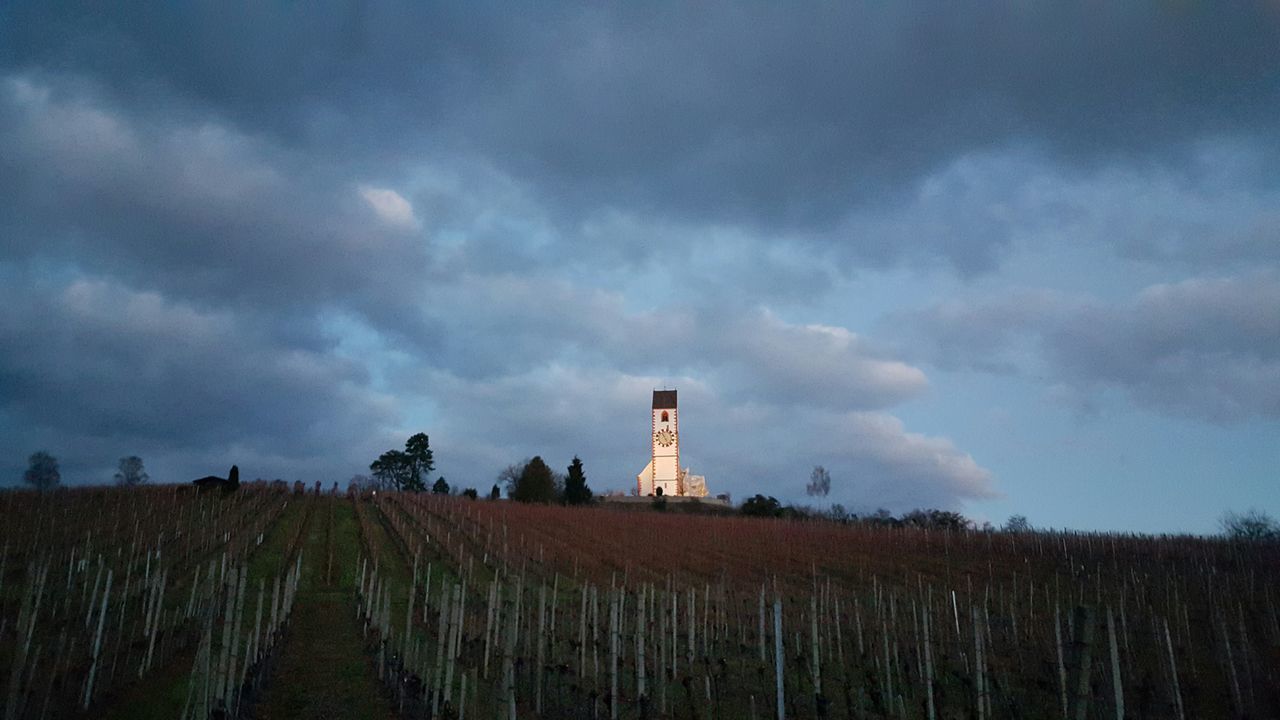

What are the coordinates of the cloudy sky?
(2, 2, 1277, 532)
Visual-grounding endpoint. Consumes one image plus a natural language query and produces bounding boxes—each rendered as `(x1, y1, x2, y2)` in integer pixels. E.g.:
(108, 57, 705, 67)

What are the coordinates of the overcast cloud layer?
(2, 2, 1277, 529)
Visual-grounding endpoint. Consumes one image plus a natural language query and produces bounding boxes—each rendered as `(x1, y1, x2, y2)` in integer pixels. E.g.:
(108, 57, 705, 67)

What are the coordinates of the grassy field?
(2, 486, 1278, 719)
(253, 499, 395, 720)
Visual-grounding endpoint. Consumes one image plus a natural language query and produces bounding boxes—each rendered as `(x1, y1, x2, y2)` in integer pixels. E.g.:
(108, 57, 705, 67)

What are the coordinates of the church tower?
(636, 388, 710, 498)
(650, 389, 680, 496)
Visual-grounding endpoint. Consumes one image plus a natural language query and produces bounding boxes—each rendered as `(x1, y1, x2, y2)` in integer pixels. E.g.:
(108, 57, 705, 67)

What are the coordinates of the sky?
(1, 2, 1277, 534)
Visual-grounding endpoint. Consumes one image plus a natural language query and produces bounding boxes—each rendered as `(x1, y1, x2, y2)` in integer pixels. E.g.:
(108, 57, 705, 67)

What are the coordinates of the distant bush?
(901, 508, 971, 530)
(740, 494, 783, 518)
(735, 498, 975, 528)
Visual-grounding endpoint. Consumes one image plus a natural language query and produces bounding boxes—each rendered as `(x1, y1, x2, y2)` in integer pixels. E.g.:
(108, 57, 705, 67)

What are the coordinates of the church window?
(661, 411, 669, 422)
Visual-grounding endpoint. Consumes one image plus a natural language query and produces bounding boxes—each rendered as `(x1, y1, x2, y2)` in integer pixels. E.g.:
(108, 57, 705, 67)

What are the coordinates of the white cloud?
(59, 278, 235, 342)
(0, 73, 430, 321)
(424, 267, 928, 412)
(827, 411, 998, 507)
(716, 310, 927, 410)
(359, 185, 420, 230)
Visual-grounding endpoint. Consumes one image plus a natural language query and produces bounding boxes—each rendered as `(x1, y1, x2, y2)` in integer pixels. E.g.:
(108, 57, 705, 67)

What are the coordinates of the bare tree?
(1003, 514, 1031, 532)
(23, 451, 60, 490)
(498, 461, 527, 497)
(1220, 509, 1279, 541)
(806, 465, 831, 498)
(113, 456, 149, 486)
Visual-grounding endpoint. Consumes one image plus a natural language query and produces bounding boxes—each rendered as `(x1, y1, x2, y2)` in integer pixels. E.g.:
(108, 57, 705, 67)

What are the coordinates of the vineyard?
(2, 485, 1278, 719)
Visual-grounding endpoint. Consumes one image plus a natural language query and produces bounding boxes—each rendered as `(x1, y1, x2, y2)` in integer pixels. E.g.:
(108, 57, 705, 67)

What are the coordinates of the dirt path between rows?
(253, 497, 396, 720)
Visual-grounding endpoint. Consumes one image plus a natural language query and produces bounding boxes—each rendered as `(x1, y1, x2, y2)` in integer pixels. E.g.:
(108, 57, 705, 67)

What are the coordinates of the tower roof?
(652, 389, 677, 409)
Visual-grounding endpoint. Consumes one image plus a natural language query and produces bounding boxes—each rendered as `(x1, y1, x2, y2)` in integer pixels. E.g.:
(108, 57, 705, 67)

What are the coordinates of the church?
(636, 389, 710, 497)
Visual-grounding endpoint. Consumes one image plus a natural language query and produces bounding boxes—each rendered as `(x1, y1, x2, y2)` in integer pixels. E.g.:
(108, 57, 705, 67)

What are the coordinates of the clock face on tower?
(654, 428, 675, 447)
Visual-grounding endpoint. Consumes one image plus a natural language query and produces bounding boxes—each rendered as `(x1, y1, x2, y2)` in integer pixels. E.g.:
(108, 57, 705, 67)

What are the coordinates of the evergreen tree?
(511, 456, 557, 503)
(369, 433, 436, 492)
(404, 433, 434, 492)
(371, 450, 413, 490)
(489, 483, 501, 500)
(563, 455, 592, 505)
(369, 453, 394, 489)
(432, 476, 450, 494)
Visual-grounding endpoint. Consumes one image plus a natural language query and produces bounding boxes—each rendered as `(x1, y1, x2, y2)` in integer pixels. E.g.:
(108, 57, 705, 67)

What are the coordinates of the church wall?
(652, 405, 679, 490)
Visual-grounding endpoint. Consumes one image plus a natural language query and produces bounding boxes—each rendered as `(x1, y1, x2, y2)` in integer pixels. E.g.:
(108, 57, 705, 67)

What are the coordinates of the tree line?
(13, 448, 1276, 541)
(357, 437, 594, 506)
(19, 451, 150, 489)
(496, 455, 594, 505)
(740, 494, 977, 529)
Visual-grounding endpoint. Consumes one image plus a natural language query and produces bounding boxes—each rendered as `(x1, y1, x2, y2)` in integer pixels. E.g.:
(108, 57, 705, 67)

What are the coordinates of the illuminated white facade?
(637, 389, 709, 497)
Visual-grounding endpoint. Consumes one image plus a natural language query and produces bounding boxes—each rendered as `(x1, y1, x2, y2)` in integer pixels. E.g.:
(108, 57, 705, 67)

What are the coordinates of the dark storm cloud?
(896, 273, 1280, 422)
(887, 289, 1070, 374)
(3, 0, 1273, 518)
(0, 272, 398, 483)
(0, 73, 425, 485)
(4, 2, 1276, 270)
(1049, 274, 1280, 422)
(0, 74, 439, 345)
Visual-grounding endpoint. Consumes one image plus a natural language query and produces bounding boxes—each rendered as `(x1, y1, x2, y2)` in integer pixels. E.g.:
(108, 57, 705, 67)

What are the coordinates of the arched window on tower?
(661, 411, 669, 423)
